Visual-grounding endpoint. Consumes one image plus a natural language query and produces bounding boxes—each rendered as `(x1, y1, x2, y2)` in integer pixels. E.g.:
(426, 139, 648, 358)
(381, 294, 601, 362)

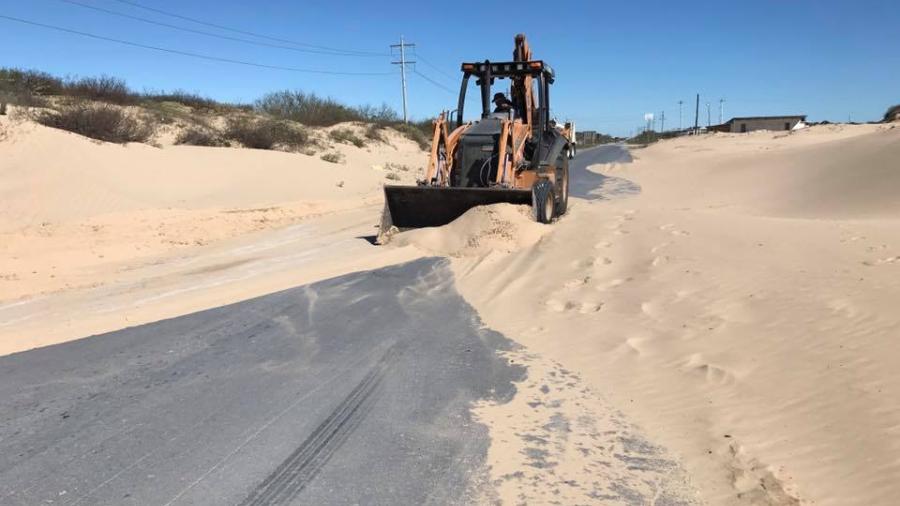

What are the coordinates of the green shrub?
(175, 127, 229, 147)
(329, 127, 366, 148)
(224, 116, 309, 150)
(35, 103, 155, 143)
(320, 152, 344, 163)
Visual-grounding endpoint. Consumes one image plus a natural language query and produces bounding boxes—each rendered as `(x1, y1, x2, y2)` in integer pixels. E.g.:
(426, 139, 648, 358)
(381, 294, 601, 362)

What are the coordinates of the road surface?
(0, 145, 667, 505)
(570, 143, 641, 200)
(0, 258, 524, 505)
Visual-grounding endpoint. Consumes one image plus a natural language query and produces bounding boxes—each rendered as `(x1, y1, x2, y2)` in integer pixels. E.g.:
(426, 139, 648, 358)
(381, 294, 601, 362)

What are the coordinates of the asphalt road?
(0, 145, 638, 506)
(0, 258, 524, 505)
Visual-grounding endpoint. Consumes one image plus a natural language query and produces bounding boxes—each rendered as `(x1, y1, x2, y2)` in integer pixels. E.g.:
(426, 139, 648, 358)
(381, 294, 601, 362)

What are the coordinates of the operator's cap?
(492, 92, 506, 102)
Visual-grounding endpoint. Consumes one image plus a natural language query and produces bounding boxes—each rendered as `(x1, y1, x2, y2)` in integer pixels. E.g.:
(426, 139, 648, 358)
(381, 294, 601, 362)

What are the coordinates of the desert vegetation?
(174, 127, 230, 147)
(329, 127, 366, 148)
(1, 66, 435, 150)
(34, 102, 155, 144)
(223, 116, 310, 150)
(320, 152, 344, 164)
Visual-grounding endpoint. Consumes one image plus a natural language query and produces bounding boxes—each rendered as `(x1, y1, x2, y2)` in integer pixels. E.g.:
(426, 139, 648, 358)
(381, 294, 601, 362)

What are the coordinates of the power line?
(0, 14, 394, 76)
(413, 69, 455, 94)
(109, 0, 387, 57)
(415, 54, 456, 82)
(56, 0, 381, 57)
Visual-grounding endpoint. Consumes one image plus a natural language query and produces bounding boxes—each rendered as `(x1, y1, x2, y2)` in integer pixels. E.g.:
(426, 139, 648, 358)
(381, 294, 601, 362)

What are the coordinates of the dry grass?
(391, 121, 432, 150)
(320, 152, 344, 164)
(34, 103, 155, 144)
(364, 124, 388, 143)
(175, 127, 230, 147)
(64, 76, 138, 105)
(257, 90, 398, 127)
(2, 67, 434, 152)
(224, 116, 310, 151)
(329, 128, 366, 148)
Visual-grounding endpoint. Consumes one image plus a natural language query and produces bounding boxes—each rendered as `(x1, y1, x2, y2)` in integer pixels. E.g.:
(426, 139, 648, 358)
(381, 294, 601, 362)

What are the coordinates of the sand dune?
(425, 124, 900, 505)
(0, 116, 425, 353)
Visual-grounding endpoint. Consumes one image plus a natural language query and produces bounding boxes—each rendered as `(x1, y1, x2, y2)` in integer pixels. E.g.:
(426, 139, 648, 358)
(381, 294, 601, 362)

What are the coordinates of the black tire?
(555, 159, 569, 216)
(532, 179, 555, 224)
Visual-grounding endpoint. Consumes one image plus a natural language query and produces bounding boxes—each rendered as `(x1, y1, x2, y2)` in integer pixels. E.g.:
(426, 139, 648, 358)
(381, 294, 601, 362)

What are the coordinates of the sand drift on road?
(2, 116, 900, 505)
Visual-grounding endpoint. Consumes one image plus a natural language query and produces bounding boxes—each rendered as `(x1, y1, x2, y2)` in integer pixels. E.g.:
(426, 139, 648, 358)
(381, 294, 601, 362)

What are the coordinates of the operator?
(492, 92, 514, 114)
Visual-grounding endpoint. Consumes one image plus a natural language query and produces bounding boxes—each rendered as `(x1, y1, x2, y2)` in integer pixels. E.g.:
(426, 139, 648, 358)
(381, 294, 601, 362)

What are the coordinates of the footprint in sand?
(546, 299, 604, 314)
(597, 278, 629, 291)
(564, 276, 592, 289)
(594, 241, 613, 249)
(578, 302, 604, 313)
(546, 299, 578, 312)
(651, 255, 669, 267)
(571, 257, 597, 269)
(681, 353, 736, 385)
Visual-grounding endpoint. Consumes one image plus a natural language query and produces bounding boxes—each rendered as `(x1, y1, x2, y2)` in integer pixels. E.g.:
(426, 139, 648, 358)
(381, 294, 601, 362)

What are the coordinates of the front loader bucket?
(379, 185, 532, 241)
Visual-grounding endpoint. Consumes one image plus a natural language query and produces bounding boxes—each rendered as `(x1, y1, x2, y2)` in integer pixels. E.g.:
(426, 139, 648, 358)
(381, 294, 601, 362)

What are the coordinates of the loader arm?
(424, 112, 470, 187)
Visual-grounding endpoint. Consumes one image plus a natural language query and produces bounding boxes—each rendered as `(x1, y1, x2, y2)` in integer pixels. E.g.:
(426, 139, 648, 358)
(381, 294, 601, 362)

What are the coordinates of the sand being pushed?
(391, 203, 549, 257)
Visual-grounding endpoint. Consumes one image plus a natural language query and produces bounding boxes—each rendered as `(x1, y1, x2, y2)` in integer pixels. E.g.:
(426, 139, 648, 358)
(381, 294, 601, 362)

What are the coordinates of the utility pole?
(678, 100, 683, 131)
(660, 111, 665, 132)
(390, 35, 415, 123)
(719, 98, 725, 124)
(694, 94, 699, 133)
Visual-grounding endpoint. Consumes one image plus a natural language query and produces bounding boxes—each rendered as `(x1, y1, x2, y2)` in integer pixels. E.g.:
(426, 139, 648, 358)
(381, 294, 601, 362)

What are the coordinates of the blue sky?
(1, 0, 898, 136)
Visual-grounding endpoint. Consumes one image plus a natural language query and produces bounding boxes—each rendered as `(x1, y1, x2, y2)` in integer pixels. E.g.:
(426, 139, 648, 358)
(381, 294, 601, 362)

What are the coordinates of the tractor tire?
(555, 159, 569, 216)
(532, 179, 555, 224)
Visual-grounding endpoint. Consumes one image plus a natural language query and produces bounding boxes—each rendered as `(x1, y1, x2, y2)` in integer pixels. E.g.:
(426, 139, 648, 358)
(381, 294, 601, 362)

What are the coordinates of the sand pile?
(391, 203, 548, 257)
(451, 124, 900, 505)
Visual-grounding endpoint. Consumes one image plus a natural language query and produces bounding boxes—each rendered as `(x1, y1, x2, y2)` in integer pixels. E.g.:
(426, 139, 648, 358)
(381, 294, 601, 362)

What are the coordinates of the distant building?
(709, 115, 807, 133)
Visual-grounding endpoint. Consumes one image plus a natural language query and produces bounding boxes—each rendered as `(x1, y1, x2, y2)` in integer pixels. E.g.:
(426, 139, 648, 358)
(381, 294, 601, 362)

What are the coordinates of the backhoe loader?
(379, 34, 573, 241)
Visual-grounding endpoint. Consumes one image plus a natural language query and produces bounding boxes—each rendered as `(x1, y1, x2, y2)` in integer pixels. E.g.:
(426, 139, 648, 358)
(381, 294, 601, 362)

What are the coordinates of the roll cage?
(455, 60, 555, 134)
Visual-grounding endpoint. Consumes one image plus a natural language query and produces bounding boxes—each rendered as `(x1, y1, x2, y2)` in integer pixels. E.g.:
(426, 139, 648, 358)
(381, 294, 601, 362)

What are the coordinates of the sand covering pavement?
(0, 115, 424, 351)
(405, 123, 900, 505)
(2, 115, 900, 504)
